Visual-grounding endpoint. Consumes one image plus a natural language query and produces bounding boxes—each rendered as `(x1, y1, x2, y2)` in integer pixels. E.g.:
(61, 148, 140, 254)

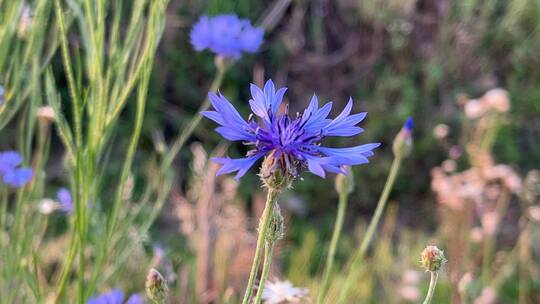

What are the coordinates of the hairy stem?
(253, 242, 275, 304)
(241, 188, 279, 304)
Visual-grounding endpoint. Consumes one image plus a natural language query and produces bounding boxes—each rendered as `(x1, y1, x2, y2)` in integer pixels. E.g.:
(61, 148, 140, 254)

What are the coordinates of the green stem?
(161, 65, 227, 171)
(0, 187, 7, 229)
(317, 187, 349, 303)
(253, 242, 275, 304)
(423, 271, 439, 304)
(355, 155, 401, 263)
(241, 188, 279, 304)
(53, 232, 79, 302)
(337, 155, 402, 303)
(481, 234, 493, 286)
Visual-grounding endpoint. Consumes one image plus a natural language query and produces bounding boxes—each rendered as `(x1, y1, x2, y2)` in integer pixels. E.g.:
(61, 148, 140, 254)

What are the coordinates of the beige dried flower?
(482, 88, 510, 113)
(474, 287, 497, 304)
(399, 285, 420, 302)
(433, 124, 450, 139)
(469, 227, 484, 243)
(464, 99, 488, 119)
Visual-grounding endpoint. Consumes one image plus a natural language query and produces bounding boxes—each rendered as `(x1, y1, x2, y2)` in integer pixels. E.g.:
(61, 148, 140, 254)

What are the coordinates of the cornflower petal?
(212, 152, 266, 179)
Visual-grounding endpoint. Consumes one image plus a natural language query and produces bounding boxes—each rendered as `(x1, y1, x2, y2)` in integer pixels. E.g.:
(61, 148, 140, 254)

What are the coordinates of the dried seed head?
(420, 245, 447, 272)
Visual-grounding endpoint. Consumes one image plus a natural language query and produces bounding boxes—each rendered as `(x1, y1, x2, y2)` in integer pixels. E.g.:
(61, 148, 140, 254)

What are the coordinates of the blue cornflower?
(0, 151, 33, 187)
(202, 80, 380, 180)
(87, 290, 142, 304)
(57, 187, 73, 213)
(190, 14, 264, 58)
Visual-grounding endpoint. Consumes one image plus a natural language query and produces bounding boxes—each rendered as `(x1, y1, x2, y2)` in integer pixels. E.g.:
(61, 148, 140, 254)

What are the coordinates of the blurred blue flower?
(190, 14, 263, 58)
(202, 80, 380, 179)
(126, 294, 143, 304)
(0, 85, 4, 105)
(57, 187, 73, 213)
(0, 151, 33, 187)
(404, 117, 414, 131)
(87, 290, 142, 304)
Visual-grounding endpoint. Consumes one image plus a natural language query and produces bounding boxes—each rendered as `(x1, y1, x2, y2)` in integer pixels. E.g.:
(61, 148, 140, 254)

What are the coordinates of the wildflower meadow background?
(0, 0, 539, 303)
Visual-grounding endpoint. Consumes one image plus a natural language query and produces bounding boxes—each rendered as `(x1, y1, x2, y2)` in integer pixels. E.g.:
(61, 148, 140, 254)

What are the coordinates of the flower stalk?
(242, 187, 280, 304)
(423, 271, 439, 304)
(254, 205, 284, 304)
(337, 118, 412, 302)
(317, 169, 354, 303)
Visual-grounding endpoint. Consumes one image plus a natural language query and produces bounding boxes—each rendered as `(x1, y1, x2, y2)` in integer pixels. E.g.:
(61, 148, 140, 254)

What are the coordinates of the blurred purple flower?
(126, 294, 143, 304)
(190, 14, 263, 58)
(202, 80, 380, 179)
(87, 290, 142, 304)
(0, 151, 23, 175)
(0, 151, 33, 188)
(87, 289, 124, 304)
(57, 187, 73, 213)
(0, 85, 4, 105)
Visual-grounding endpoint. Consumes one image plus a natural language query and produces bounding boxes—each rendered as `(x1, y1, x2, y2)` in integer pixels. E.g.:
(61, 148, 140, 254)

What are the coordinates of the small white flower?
(262, 279, 309, 304)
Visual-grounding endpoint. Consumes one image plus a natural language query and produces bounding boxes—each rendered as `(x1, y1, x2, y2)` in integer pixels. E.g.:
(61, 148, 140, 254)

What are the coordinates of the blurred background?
(139, 0, 539, 303)
(1, 0, 539, 303)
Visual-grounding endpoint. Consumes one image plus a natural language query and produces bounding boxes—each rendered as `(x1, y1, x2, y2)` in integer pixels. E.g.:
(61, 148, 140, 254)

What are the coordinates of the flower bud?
(392, 117, 414, 158)
(146, 268, 168, 303)
(420, 245, 446, 272)
(265, 204, 285, 243)
(335, 166, 354, 195)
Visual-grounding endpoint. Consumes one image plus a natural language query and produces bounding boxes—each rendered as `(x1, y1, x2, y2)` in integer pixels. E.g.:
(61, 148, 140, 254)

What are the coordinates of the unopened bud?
(265, 204, 284, 243)
(393, 117, 414, 158)
(420, 245, 446, 272)
(146, 268, 168, 303)
(335, 166, 354, 195)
